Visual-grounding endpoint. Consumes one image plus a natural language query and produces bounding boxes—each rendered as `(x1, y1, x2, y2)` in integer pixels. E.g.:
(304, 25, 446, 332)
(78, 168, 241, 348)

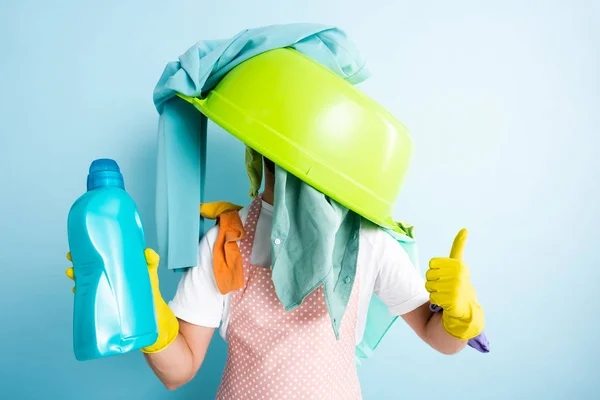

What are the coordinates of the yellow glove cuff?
(141, 249, 179, 354)
(141, 298, 179, 354)
(441, 301, 485, 340)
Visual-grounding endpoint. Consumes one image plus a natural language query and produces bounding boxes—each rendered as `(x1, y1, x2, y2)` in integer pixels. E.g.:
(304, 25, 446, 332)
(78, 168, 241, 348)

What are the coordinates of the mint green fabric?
(270, 165, 361, 338)
(270, 164, 421, 356)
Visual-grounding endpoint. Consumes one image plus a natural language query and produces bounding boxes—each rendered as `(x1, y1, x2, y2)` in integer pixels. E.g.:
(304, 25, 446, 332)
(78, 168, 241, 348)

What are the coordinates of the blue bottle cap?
(87, 159, 125, 191)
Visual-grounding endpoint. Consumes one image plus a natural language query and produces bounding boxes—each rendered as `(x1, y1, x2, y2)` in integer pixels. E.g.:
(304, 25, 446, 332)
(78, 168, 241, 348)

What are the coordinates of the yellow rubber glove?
(65, 249, 179, 353)
(200, 201, 243, 220)
(425, 229, 484, 340)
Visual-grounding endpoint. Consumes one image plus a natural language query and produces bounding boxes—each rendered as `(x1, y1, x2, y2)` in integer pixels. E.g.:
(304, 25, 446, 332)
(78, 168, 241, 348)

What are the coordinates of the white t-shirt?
(169, 201, 429, 345)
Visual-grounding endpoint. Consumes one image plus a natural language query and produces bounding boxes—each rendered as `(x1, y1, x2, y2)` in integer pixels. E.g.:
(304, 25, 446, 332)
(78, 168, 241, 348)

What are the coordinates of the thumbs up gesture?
(425, 229, 484, 340)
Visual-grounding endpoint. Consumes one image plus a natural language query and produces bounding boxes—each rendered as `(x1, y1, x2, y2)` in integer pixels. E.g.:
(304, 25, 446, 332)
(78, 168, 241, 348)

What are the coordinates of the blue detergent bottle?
(67, 159, 158, 361)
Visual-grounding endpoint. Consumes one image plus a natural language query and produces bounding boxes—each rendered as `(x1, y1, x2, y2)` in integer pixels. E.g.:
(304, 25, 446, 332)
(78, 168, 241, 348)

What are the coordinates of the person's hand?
(425, 229, 484, 340)
(65, 249, 179, 353)
(65, 253, 76, 293)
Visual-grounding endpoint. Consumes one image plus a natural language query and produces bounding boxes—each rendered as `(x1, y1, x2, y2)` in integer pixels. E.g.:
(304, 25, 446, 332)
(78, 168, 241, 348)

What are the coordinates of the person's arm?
(143, 320, 214, 390)
(138, 247, 222, 390)
(147, 202, 244, 388)
(400, 229, 484, 354)
(371, 227, 483, 355)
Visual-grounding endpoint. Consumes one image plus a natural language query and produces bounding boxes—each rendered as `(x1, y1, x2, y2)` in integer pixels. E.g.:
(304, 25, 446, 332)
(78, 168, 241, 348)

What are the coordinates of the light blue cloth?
(271, 165, 360, 338)
(153, 23, 370, 272)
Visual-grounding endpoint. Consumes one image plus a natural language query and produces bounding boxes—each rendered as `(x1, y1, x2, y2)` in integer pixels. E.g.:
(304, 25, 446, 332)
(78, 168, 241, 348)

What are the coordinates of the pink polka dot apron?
(216, 197, 362, 399)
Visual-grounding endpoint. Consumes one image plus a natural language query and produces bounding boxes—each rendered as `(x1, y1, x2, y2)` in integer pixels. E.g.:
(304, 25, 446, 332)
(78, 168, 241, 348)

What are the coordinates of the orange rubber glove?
(425, 229, 485, 340)
(200, 201, 246, 294)
(65, 249, 179, 353)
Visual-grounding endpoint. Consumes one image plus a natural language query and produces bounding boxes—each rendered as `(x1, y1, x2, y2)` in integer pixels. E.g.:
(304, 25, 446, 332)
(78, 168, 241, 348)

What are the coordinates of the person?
(66, 157, 484, 399)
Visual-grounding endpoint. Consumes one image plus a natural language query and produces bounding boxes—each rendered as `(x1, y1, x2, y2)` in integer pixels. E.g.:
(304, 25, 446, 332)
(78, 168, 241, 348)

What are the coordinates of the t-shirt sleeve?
(168, 226, 224, 328)
(373, 229, 430, 316)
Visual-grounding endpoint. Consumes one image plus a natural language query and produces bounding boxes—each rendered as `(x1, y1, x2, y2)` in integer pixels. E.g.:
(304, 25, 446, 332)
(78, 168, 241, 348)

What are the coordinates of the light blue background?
(1, 1, 598, 399)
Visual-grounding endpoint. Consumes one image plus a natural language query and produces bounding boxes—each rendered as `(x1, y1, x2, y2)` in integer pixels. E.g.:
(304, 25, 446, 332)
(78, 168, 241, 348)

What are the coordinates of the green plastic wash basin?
(178, 48, 414, 231)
